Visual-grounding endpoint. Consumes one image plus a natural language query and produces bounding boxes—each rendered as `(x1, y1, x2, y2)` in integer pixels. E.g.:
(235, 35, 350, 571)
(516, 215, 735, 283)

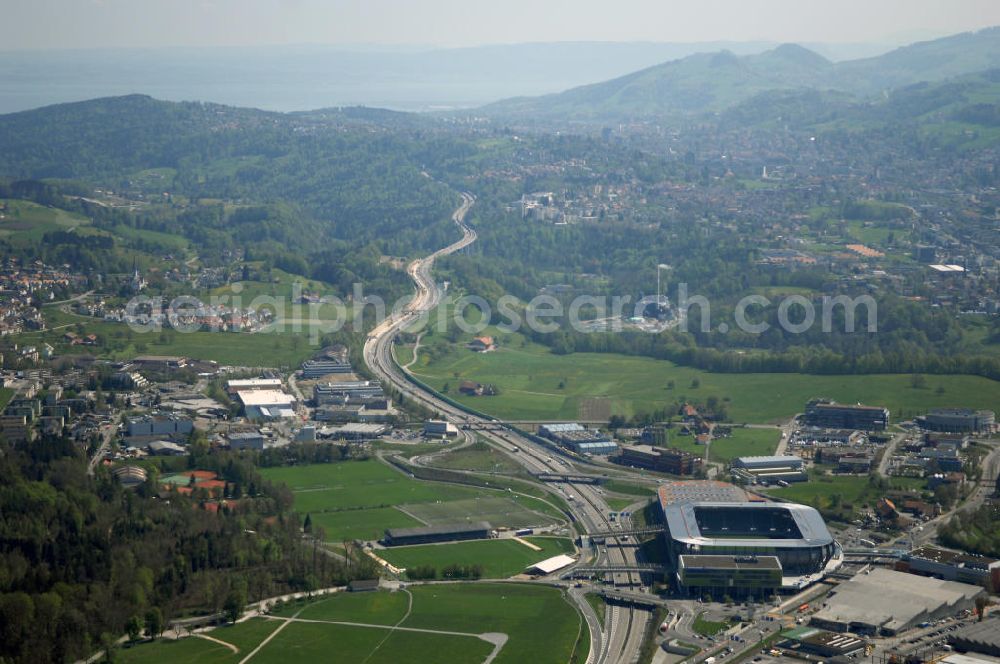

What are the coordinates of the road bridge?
(536, 472, 606, 485)
(563, 564, 668, 578)
(461, 422, 507, 431)
(600, 589, 669, 608)
(588, 526, 665, 540)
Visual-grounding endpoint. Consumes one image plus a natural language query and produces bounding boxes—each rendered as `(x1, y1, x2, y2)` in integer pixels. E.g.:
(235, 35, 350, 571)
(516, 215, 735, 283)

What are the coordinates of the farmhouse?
(467, 336, 496, 352)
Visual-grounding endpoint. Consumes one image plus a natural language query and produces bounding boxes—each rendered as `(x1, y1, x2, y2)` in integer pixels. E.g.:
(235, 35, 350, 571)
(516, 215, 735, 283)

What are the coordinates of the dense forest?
(0, 436, 376, 663)
(0, 96, 465, 258)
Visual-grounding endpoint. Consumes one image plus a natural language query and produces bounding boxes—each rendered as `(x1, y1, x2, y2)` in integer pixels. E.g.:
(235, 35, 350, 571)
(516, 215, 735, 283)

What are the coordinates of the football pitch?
(377, 536, 576, 579)
(120, 584, 585, 664)
(260, 459, 563, 543)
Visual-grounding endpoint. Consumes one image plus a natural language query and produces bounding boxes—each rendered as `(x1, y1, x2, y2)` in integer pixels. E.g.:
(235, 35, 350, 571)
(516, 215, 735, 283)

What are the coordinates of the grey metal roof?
(385, 521, 492, 540)
(733, 455, 804, 467)
(540, 423, 585, 433)
(950, 617, 1000, 650)
(664, 501, 834, 549)
(811, 568, 984, 632)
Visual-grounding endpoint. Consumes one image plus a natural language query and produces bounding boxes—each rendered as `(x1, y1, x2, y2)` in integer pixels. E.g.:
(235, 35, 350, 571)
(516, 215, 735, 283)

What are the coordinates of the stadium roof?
(664, 501, 834, 549)
(527, 554, 576, 574)
(657, 480, 750, 507)
(811, 568, 984, 633)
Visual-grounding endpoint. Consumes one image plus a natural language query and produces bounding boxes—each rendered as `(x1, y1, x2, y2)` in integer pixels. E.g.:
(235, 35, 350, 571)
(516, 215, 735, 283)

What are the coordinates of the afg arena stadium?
(658, 481, 841, 595)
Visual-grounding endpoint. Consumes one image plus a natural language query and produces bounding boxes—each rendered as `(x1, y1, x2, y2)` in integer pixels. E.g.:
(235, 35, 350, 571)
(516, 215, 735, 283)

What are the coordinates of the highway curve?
(362, 193, 651, 664)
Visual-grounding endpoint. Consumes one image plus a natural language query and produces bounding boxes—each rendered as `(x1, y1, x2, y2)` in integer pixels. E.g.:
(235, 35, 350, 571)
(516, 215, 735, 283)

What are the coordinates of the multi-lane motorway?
(362, 193, 650, 664)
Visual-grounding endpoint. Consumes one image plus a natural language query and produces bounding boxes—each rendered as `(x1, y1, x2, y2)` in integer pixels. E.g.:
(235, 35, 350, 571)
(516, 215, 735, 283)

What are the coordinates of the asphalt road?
(361, 193, 650, 664)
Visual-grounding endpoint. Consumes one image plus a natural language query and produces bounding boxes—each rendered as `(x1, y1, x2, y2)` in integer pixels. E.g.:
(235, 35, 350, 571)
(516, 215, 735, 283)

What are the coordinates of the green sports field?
(399, 495, 562, 529)
(120, 584, 585, 664)
(310, 506, 424, 542)
(261, 459, 483, 512)
(378, 536, 575, 579)
(409, 336, 1000, 423)
(260, 460, 562, 543)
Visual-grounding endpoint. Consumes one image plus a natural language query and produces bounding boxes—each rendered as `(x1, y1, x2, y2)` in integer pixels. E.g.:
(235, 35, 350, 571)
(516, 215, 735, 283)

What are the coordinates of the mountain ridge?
(478, 26, 1000, 124)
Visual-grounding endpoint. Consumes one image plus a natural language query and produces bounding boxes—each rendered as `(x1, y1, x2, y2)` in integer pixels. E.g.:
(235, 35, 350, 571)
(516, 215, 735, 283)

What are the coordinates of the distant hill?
(0, 94, 463, 256)
(482, 44, 832, 122)
(479, 27, 1000, 124)
(833, 27, 1000, 93)
(713, 69, 1000, 148)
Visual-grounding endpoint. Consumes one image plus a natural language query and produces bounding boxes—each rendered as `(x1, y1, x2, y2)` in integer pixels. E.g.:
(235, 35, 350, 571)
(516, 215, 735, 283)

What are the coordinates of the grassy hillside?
(409, 334, 1000, 423)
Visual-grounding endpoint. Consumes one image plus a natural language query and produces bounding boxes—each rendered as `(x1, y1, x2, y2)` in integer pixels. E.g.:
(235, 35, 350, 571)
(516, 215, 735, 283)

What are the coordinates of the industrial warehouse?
(538, 423, 619, 455)
(810, 568, 986, 635)
(658, 480, 840, 595)
(731, 455, 807, 485)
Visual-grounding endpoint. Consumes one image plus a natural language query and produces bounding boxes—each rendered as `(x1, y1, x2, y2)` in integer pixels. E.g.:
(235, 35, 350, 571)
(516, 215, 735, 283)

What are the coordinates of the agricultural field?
(111, 223, 191, 253)
(34, 306, 318, 368)
(708, 427, 781, 463)
(119, 584, 585, 664)
(409, 335, 1000, 424)
(762, 472, 927, 521)
(378, 536, 575, 579)
(208, 268, 353, 328)
(260, 460, 561, 543)
(0, 198, 93, 244)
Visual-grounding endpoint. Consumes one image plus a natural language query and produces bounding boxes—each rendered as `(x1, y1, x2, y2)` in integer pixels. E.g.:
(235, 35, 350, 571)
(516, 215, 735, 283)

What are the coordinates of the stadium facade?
(658, 481, 839, 594)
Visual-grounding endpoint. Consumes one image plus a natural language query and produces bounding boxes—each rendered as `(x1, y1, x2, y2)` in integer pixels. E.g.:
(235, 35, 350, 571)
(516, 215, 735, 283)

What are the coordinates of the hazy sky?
(4, 0, 1000, 50)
